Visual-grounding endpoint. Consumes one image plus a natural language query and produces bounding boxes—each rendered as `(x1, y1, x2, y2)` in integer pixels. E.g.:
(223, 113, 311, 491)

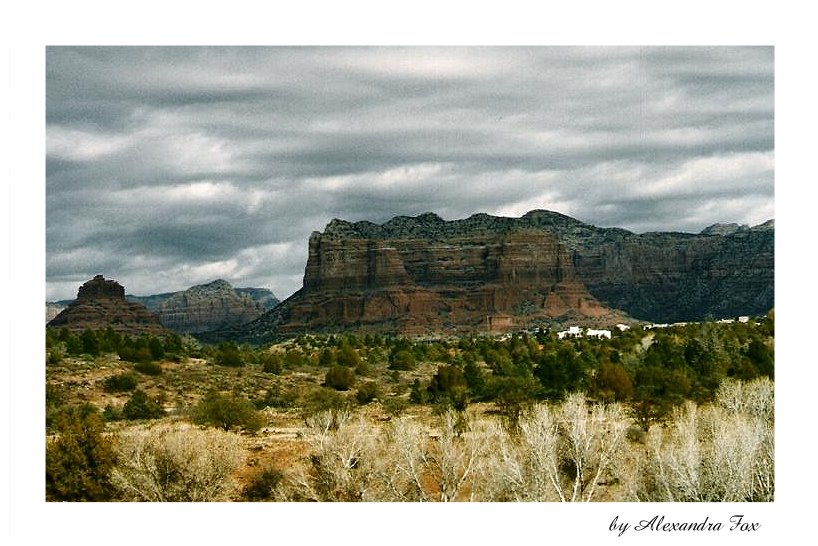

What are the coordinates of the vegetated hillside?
(45, 315, 774, 502)
(227, 210, 773, 343)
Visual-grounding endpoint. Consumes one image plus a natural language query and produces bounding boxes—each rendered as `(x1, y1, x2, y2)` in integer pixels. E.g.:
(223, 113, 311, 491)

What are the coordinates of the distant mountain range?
(48, 279, 279, 334)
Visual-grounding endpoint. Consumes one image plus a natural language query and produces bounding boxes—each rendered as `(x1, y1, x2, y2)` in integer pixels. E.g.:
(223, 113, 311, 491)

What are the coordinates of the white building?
(557, 326, 611, 340)
(557, 325, 583, 339)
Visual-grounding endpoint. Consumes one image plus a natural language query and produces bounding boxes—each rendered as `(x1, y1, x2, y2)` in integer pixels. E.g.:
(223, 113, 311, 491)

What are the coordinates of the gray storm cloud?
(46, 46, 774, 301)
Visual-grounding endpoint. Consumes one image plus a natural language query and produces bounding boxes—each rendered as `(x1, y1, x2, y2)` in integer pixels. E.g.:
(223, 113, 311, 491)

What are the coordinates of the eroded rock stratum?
(231, 210, 772, 342)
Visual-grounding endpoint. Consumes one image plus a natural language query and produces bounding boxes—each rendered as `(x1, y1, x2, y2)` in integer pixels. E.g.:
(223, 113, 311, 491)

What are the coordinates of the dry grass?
(46, 354, 774, 502)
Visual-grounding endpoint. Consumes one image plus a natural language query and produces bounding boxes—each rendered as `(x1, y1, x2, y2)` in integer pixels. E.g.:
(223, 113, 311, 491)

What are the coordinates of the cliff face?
(119, 282, 279, 334)
(571, 223, 775, 323)
(231, 214, 625, 341)
(500, 212, 774, 324)
(47, 275, 165, 335)
(296, 227, 618, 332)
(234, 287, 280, 311)
(230, 211, 774, 342)
(156, 279, 271, 334)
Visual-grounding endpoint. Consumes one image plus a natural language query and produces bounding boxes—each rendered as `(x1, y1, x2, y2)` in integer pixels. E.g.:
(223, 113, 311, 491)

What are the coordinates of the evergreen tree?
(122, 389, 166, 420)
(80, 329, 100, 357)
(191, 390, 264, 432)
(46, 405, 117, 501)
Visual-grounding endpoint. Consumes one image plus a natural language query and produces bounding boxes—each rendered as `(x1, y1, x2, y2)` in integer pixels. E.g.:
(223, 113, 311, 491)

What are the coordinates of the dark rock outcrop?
(47, 275, 165, 335)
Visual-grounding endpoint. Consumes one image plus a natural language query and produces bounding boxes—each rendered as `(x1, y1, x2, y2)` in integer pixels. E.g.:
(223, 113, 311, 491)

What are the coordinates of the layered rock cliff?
(47, 275, 165, 335)
(117, 282, 278, 333)
(228, 210, 774, 342)
(285, 227, 617, 335)
(155, 279, 273, 334)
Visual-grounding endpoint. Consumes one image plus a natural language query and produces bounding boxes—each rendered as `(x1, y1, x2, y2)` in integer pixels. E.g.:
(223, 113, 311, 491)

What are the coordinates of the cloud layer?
(46, 46, 774, 301)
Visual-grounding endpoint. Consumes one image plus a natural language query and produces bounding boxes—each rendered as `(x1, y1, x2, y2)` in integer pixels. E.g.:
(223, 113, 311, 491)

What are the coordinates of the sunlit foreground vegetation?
(46, 316, 773, 501)
(293, 379, 772, 502)
(46, 379, 773, 502)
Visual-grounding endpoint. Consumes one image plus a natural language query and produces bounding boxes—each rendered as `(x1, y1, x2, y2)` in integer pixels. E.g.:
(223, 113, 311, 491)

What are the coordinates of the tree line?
(47, 314, 774, 428)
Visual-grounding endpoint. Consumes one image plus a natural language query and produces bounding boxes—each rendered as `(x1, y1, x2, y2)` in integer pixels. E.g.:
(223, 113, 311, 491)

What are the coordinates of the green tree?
(299, 387, 354, 430)
(80, 329, 101, 357)
(260, 351, 283, 374)
(46, 405, 117, 501)
(102, 372, 138, 393)
(45, 384, 69, 432)
(389, 349, 416, 371)
(746, 337, 774, 378)
(325, 365, 356, 391)
(534, 347, 572, 399)
(122, 389, 166, 420)
(463, 357, 487, 398)
(318, 348, 336, 367)
(133, 346, 154, 364)
(284, 348, 306, 368)
(336, 342, 361, 367)
(191, 390, 264, 433)
(632, 365, 688, 431)
(133, 360, 162, 376)
(644, 334, 685, 370)
(162, 332, 184, 355)
(215, 341, 243, 367)
(428, 365, 467, 399)
(593, 361, 634, 402)
(409, 378, 429, 404)
(484, 348, 514, 375)
(64, 331, 83, 356)
(97, 327, 122, 353)
(148, 336, 165, 361)
(47, 347, 64, 365)
(254, 384, 299, 410)
(489, 374, 539, 433)
(355, 381, 379, 405)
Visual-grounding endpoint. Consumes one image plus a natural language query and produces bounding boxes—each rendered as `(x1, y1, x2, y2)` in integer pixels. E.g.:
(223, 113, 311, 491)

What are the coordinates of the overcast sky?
(45, 46, 774, 301)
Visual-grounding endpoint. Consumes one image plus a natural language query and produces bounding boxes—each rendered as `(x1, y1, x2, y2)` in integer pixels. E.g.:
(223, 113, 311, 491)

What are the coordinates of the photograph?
(14, 2, 816, 542)
(43, 45, 775, 504)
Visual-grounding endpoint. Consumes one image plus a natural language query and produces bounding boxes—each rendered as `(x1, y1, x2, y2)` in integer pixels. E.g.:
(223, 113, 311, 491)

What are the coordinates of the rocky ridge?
(322, 210, 775, 323)
(50, 282, 279, 332)
(227, 210, 774, 343)
(154, 279, 273, 334)
(47, 275, 166, 335)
